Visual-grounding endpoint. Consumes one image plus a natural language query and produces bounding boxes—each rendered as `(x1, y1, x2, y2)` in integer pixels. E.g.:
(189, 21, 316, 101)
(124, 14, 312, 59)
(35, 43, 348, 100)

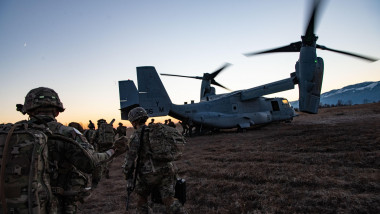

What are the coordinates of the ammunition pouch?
(175, 178, 186, 205)
(51, 187, 65, 195)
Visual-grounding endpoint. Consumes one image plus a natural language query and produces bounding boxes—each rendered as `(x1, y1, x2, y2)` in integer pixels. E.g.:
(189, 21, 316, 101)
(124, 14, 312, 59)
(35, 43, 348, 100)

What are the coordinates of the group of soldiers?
(0, 87, 186, 214)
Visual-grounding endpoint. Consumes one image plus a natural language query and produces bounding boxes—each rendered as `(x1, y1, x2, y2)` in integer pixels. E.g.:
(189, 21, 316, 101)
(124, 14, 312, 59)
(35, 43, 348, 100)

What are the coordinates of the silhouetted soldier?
(179, 120, 189, 136)
(116, 122, 127, 137)
(168, 118, 176, 128)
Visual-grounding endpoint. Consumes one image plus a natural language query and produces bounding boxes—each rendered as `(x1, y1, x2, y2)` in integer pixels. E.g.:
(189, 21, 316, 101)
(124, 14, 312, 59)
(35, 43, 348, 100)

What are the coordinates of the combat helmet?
(23, 87, 65, 114)
(128, 107, 148, 122)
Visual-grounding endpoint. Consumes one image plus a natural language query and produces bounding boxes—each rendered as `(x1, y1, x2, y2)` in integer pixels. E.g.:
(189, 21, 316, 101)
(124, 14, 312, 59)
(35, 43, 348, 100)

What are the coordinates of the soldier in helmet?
(19, 87, 118, 213)
(84, 120, 96, 146)
(93, 118, 115, 180)
(116, 122, 127, 137)
(149, 118, 155, 125)
(168, 119, 176, 128)
(123, 107, 186, 214)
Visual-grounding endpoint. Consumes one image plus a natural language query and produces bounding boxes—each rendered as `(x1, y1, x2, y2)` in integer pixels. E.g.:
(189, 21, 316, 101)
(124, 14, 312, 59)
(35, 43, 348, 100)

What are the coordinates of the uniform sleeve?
(92, 151, 112, 164)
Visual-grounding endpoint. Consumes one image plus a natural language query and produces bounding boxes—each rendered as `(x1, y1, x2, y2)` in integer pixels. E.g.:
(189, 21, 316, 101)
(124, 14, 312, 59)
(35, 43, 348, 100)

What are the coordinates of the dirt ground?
(78, 103, 380, 214)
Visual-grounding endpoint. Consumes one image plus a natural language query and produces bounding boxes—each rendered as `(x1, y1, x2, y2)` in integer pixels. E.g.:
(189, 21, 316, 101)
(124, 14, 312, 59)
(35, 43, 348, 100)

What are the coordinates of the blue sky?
(1, 0, 379, 126)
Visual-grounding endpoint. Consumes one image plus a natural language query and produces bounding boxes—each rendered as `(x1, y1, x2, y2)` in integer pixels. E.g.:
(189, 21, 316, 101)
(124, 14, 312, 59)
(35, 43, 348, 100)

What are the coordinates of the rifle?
(110, 118, 115, 126)
(126, 125, 146, 211)
(125, 165, 134, 210)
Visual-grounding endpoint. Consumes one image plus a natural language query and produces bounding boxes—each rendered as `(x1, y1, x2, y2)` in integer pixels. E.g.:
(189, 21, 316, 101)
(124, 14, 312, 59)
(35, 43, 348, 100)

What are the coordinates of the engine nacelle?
(296, 56, 324, 113)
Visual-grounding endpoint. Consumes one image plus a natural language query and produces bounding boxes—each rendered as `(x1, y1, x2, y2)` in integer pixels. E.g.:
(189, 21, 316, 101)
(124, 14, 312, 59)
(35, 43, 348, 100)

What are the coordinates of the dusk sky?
(1, 0, 379, 127)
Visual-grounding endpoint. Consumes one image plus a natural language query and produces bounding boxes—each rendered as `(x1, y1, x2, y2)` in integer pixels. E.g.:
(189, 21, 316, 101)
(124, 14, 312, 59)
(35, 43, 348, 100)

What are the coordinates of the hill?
(291, 81, 380, 108)
(78, 103, 380, 213)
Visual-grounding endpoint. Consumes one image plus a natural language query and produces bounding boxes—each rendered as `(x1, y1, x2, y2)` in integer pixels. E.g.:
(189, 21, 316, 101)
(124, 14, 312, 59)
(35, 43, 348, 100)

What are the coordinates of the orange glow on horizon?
(60, 116, 179, 129)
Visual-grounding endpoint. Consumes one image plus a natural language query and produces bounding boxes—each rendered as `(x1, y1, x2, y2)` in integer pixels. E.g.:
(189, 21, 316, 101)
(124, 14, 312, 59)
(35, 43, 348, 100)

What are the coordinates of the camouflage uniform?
(92, 119, 115, 183)
(29, 116, 112, 213)
(83, 121, 97, 151)
(20, 87, 114, 214)
(123, 107, 186, 214)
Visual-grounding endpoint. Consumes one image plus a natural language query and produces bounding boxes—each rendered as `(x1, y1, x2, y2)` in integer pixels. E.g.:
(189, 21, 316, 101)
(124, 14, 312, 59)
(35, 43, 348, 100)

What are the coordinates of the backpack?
(0, 122, 52, 214)
(97, 123, 114, 147)
(147, 123, 186, 162)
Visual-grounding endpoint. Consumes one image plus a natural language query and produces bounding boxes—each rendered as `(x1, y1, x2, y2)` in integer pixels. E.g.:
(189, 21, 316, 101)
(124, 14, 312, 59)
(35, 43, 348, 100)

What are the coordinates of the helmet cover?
(23, 87, 65, 113)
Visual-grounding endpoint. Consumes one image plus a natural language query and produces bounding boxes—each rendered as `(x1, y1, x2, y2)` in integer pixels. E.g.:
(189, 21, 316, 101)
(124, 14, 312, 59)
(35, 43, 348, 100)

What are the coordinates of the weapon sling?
(126, 125, 146, 210)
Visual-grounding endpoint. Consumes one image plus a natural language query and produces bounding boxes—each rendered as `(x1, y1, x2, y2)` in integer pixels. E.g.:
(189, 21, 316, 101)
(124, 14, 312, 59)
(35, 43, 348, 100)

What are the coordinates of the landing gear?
(237, 126, 247, 133)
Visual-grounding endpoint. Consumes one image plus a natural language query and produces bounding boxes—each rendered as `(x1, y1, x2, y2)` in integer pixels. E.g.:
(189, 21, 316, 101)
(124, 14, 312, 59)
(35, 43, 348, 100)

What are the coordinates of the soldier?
(88, 120, 95, 130)
(149, 118, 155, 125)
(19, 87, 118, 213)
(83, 120, 97, 147)
(179, 120, 189, 136)
(116, 122, 127, 137)
(168, 119, 176, 128)
(98, 118, 115, 179)
(123, 107, 186, 214)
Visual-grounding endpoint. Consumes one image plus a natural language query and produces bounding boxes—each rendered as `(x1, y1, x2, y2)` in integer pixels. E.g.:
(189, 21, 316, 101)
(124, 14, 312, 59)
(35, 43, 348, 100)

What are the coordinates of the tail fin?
(137, 66, 172, 117)
(118, 80, 139, 120)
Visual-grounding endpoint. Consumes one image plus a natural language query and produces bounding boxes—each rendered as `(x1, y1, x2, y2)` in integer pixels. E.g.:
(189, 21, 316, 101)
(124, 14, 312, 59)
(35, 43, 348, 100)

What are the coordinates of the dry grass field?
(78, 103, 380, 214)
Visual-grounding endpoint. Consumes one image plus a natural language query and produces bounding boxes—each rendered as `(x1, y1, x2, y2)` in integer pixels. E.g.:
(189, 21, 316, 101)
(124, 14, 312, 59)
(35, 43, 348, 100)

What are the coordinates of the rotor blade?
(211, 79, 231, 91)
(304, 0, 322, 39)
(316, 45, 378, 62)
(210, 63, 231, 79)
(160, 73, 203, 80)
(244, 42, 302, 56)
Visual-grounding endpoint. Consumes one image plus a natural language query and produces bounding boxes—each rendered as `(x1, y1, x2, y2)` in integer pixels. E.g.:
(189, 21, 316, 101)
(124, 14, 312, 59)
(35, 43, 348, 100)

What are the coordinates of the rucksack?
(0, 122, 52, 214)
(97, 123, 114, 147)
(147, 123, 186, 162)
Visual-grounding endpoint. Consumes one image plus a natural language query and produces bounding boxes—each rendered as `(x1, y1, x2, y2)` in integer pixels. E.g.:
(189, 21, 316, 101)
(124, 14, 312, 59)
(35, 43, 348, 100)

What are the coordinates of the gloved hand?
(113, 136, 129, 157)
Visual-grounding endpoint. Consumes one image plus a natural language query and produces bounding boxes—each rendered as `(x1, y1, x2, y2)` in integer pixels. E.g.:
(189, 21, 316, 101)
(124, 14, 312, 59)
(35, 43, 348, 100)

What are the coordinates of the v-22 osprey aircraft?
(118, 64, 298, 132)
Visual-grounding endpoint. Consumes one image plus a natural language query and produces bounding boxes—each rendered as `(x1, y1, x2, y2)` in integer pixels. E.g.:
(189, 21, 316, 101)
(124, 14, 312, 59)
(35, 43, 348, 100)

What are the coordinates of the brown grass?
(78, 103, 380, 214)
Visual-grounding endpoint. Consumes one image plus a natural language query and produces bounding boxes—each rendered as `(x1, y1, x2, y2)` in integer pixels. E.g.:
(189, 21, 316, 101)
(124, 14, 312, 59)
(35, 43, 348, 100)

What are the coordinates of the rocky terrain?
(78, 103, 380, 213)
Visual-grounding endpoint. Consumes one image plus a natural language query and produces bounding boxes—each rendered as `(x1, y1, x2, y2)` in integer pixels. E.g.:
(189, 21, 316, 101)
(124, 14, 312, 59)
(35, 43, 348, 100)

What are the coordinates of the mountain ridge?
(290, 81, 380, 108)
